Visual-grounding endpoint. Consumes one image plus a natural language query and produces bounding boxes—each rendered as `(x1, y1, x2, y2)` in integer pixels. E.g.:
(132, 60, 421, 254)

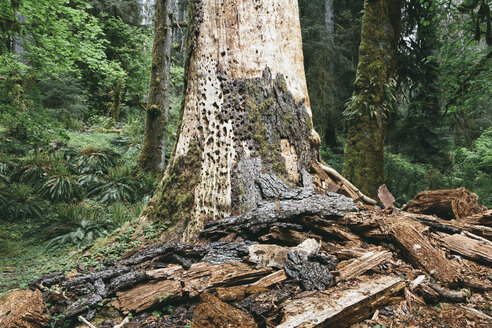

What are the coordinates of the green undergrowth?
(0, 114, 161, 293)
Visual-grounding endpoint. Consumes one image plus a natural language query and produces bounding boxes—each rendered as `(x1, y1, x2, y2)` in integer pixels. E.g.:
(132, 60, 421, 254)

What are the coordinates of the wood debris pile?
(8, 180, 492, 327)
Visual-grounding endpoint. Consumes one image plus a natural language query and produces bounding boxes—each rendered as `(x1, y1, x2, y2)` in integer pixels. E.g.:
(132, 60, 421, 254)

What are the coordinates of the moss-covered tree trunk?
(142, 0, 322, 241)
(139, 0, 174, 174)
(342, 0, 402, 199)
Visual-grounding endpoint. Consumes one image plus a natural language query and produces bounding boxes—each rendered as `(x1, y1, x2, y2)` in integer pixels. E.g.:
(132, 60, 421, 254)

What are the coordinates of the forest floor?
(1, 120, 491, 327)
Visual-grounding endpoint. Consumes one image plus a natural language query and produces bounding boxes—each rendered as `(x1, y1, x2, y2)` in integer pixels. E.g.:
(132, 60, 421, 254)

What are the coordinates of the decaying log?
(387, 218, 462, 285)
(112, 279, 182, 313)
(338, 250, 392, 281)
(192, 293, 257, 328)
(403, 211, 492, 241)
(402, 188, 486, 220)
(440, 233, 492, 264)
(112, 262, 273, 313)
(215, 270, 287, 302)
(259, 226, 322, 246)
(201, 187, 356, 238)
(278, 275, 405, 328)
(461, 210, 492, 226)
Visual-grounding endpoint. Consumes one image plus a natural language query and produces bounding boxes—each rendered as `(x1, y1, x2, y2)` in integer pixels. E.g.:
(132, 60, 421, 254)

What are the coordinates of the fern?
(73, 148, 116, 174)
(39, 175, 82, 202)
(45, 219, 109, 251)
(88, 177, 138, 204)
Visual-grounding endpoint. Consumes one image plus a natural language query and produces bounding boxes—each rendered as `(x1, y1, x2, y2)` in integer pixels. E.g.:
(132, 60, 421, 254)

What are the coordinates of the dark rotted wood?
(402, 188, 486, 220)
(201, 187, 356, 238)
(192, 293, 258, 328)
(461, 210, 492, 227)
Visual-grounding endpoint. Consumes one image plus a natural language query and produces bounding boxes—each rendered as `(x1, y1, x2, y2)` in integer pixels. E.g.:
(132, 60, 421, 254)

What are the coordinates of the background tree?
(139, 0, 174, 174)
(343, 0, 402, 198)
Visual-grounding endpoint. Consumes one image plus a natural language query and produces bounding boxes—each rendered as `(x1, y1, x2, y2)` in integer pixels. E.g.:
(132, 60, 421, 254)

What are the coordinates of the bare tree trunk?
(342, 0, 402, 199)
(142, 0, 322, 241)
(139, 0, 174, 174)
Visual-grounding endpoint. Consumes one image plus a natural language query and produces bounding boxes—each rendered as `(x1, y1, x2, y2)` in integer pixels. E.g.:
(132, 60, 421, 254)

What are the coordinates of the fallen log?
(278, 275, 405, 328)
(112, 262, 273, 313)
(402, 188, 486, 220)
(460, 209, 492, 226)
(386, 218, 462, 285)
(338, 250, 392, 281)
(403, 211, 492, 241)
(440, 233, 492, 264)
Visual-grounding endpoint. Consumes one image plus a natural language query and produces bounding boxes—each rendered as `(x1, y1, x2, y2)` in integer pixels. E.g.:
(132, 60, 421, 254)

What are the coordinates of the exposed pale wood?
(114, 262, 272, 313)
(387, 218, 462, 285)
(112, 279, 182, 313)
(402, 188, 486, 220)
(440, 233, 492, 264)
(248, 239, 321, 269)
(278, 275, 405, 328)
(338, 250, 392, 281)
(78, 316, 97, 328)
(317, 162, 377, 205)
(378, 184, 395, 209)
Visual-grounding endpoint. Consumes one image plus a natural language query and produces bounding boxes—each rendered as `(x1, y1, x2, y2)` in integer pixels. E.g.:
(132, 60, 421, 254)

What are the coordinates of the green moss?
(143, 142, 202, 226)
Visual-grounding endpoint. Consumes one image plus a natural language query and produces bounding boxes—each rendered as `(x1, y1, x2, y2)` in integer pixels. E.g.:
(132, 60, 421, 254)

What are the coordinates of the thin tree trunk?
(142, 0, 322, 241)
(139, 0, 174, 174)
(342, 0, 402, 199)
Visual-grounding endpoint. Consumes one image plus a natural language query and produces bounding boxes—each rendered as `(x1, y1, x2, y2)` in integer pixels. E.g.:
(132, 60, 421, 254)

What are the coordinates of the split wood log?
(112, 262, 273, 313)
(403, 211, 492, 241)
(402, 188, 486, 220)
(386, 218, 462, 285)
(216, 270, 287, 302)
(277, 275, 405, 328)
(440, 233, 492, 264)
(461, 210, 492, 226)
(338, 250, 392, 281)
(259, 226, 322, 246)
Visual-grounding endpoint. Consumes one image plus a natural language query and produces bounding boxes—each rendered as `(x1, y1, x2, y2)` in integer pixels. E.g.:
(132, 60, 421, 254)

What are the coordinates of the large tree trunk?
(342, 0, 402, 199)
(139, 0, 174, 174)
(142, 0, 322, 241)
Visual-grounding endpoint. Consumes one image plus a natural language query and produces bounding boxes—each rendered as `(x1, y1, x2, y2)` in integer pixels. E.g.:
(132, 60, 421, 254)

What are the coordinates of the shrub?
(73, 147, 116, 174)
(38, 175, 82, 202)
(45, 219, 109, 251)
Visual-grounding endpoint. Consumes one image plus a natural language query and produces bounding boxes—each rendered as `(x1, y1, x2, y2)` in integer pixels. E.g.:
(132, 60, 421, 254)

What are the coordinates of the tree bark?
(139, 0, 174, 174)
(142, 0, 322, 241)
(342, 0, 402, 199)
